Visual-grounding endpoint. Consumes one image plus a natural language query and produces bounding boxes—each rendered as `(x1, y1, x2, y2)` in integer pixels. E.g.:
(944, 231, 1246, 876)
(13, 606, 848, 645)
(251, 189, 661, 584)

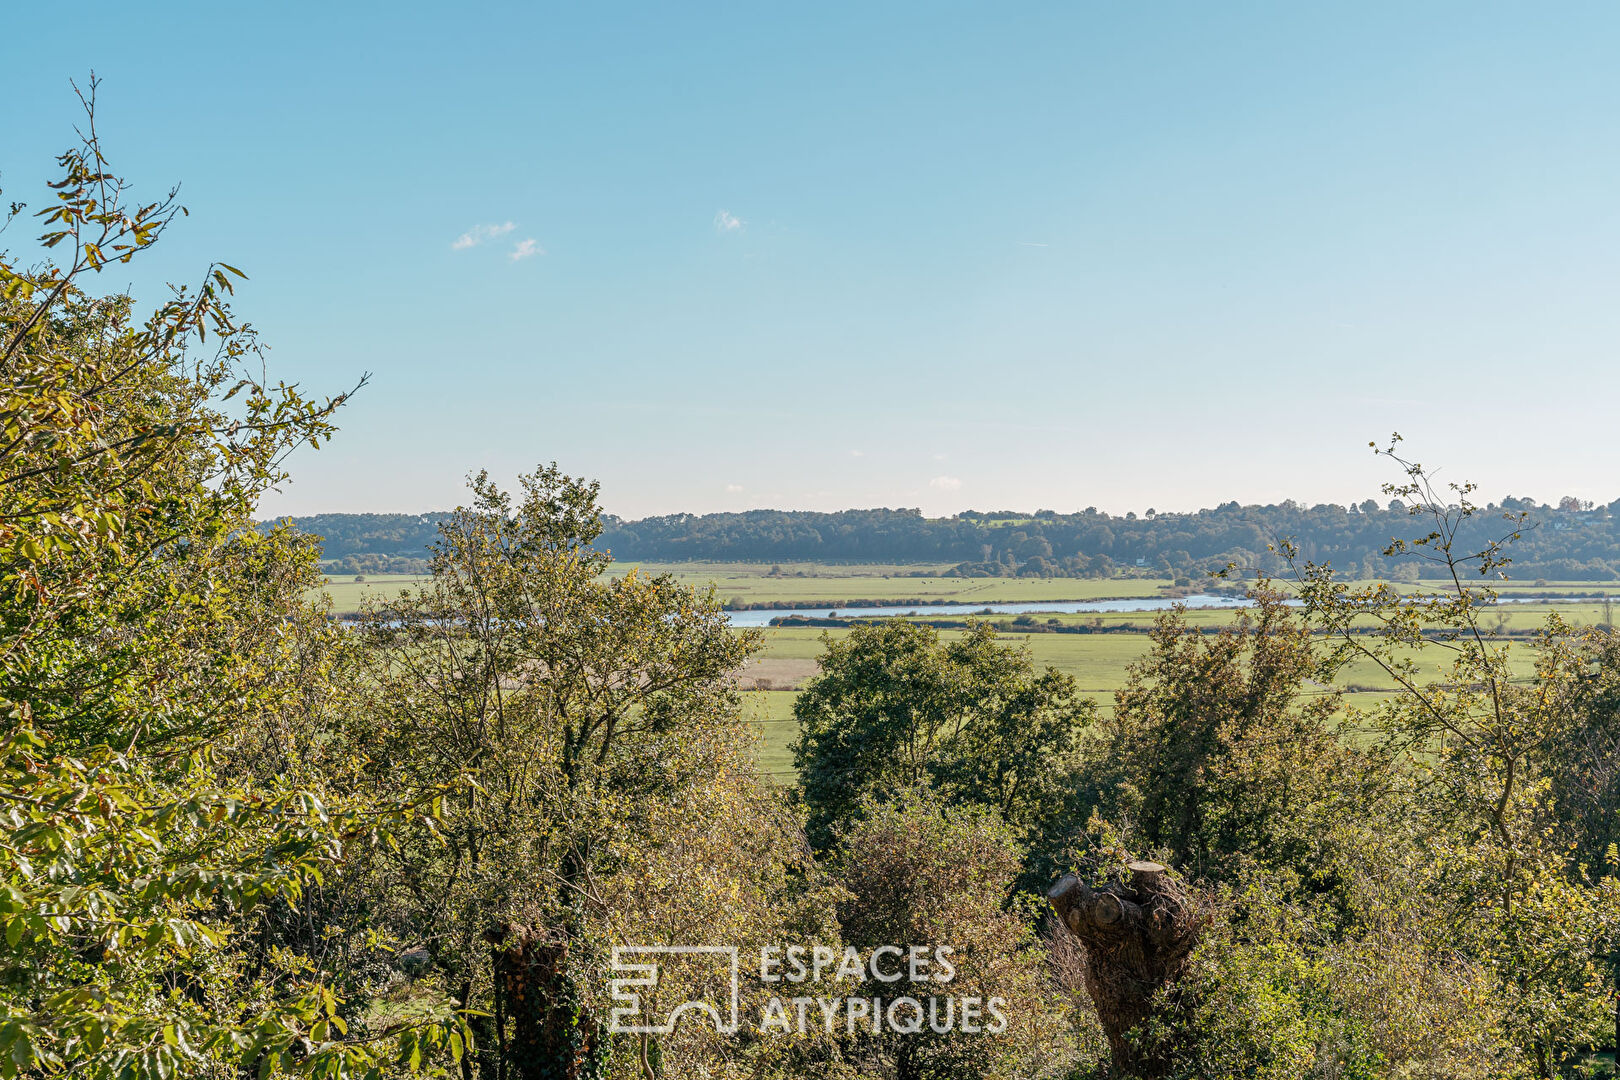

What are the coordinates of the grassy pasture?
(1484, 580, 1620, 595)
(310, 567, 1182, 616)
(310, 566, 1614, 780)
(743, 691, 800, 778)
(744, 625, 1526, 705)
(742, 621, 1559, 778)
(313, 566, 1620, 620)
(611, 563, 1176, 608)
(1030, 599, 1618, 635)
(315, 575, 432, 614)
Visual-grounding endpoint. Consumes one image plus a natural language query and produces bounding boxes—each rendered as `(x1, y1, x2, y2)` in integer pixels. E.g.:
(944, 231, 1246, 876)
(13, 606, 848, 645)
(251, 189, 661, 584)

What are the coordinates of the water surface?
(726, 593, 1251, 627)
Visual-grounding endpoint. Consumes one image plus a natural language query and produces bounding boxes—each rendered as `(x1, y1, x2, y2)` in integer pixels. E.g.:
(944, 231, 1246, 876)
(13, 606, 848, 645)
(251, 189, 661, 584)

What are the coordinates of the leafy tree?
(1294, 437, 1620, 1075)
(1079, 589, 1380, 897)
(0, 83, 464, 1080)
(345, 465, 827, 1080)
(831, 792, 1071, 1080)
(791, 622, 1092, 852)
(1052, 442, 1620, 1076)
(1543, 627, 1620, 872)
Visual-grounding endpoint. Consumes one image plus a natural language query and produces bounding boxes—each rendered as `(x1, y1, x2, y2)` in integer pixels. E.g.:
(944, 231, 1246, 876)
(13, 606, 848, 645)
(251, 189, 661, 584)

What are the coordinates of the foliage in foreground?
(0, 83, 468, 1080)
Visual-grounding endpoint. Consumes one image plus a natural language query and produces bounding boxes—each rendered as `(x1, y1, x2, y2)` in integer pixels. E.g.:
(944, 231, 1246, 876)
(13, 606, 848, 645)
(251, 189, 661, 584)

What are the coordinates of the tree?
(831, 792, 1070, 1080)
(0, 82, 464, 1080)
(1545, 628, 1620, 871)
(1079, 590, 1376, 895)
(293, 487, 1620, 584)
(791, 621, 1092, 853)
(1294, 436, 1620, 1075)
(1046, 860, 1202, 1079)
(345, 466, 820, 1080)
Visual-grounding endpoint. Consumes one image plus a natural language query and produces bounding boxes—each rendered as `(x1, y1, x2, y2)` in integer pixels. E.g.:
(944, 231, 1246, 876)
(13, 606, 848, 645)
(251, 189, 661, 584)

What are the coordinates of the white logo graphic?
(609, 946, 741, 1034)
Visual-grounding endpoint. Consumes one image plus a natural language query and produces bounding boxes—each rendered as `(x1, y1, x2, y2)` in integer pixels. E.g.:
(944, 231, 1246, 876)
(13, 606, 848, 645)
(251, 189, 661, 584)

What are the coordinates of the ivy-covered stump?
(487, 926, 608, 1080)
(1047, 861, 1202, 1078)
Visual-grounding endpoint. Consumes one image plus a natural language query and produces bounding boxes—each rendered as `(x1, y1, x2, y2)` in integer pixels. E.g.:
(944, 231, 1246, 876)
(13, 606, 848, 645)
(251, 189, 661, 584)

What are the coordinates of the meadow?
(313, 567, 1617, 779)
(610, 562, 1177, 608)
(315, 574, 434, 614)
(312, 564, 1178, 615)
(740, 625, 1554, 778)
(314, 564, 1620, 619)
(738, 630, 1167, 777)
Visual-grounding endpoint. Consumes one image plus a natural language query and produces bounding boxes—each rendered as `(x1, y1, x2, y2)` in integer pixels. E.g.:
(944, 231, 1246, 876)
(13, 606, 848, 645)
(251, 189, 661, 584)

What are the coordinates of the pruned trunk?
(486, 924, 605, 1080)
(1047, 861, 1201, 1078)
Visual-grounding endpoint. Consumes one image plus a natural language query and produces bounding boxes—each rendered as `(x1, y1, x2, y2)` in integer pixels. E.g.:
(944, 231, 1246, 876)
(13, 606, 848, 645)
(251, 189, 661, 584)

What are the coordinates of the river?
(725, 593, 1253, 627)
(721, 590, 1602, 627)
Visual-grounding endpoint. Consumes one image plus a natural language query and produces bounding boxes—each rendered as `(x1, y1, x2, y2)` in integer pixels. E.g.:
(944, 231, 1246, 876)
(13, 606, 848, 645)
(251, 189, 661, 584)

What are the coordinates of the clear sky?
(6, 3, 1619, 519)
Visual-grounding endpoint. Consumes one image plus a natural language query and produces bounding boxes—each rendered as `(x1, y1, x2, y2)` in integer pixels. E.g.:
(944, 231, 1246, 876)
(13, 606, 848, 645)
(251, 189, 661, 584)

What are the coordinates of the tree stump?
(1047, 861, 1201, 1078)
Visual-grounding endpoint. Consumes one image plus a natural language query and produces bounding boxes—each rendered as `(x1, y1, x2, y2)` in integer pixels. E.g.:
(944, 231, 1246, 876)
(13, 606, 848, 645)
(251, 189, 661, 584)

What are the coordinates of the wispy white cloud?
(714, 209, 744, 233)
(509, 238, 542, 261)
(453, 221, 516, 250)
(849, 449, 865, 458)
(1017, 241, 1050, 248)
(929, 475, 962, 491)
(725, 483, 744, 493)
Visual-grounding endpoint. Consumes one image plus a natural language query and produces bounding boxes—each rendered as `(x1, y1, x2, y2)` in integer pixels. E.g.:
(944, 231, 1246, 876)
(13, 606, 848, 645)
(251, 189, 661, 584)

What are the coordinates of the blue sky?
(6, 3, 1619, 519)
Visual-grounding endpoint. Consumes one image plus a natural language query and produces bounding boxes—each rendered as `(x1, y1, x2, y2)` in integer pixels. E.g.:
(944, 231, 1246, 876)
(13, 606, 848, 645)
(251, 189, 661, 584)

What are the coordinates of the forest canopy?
(273, 497, 1620, 580)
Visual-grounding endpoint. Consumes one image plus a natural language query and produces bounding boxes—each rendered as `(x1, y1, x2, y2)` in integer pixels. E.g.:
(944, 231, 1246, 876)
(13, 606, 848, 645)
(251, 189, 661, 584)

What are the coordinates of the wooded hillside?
(273, 497, 1620, 580)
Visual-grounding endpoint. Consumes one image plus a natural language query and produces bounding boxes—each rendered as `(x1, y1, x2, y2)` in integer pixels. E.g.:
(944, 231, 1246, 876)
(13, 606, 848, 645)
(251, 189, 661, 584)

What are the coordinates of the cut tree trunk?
(486, 925, 604, 1080)
(1047, 861, 1201, 1078)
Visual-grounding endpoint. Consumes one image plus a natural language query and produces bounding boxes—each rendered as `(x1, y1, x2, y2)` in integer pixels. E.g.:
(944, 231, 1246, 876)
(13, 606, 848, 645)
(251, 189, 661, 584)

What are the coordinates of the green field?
(742, 620, 1559, 780)
(314, 575, 433, 614)
(743, 690, 800, 779)
(314, 565, 1620, 619)
(1020, 597, 1620, 635)
(313, 567, 1614, 781)
(611, 562, 1177, 608)
(741, 629, 1158, 780)
(311, 566, 1181, 616)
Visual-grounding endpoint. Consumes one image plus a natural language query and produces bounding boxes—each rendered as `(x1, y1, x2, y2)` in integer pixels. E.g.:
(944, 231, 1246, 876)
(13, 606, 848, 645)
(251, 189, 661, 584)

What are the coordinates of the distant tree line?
(270, 495, 1620, 580)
